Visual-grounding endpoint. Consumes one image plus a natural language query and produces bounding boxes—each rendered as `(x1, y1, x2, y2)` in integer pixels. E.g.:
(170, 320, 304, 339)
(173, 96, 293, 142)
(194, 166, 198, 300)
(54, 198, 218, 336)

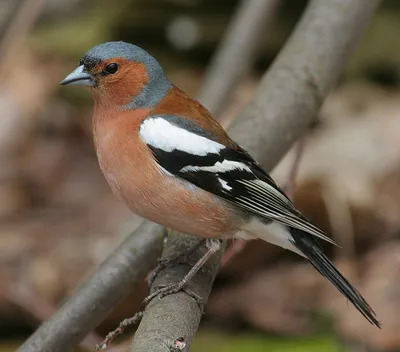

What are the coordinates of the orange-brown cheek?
(94, 60, 149, 107)
(108, 78, 145, 106)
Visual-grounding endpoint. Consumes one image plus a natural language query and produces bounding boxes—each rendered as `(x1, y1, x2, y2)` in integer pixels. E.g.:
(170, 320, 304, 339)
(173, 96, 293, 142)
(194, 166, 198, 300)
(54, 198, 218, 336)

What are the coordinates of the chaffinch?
(61, 41, 380, 327)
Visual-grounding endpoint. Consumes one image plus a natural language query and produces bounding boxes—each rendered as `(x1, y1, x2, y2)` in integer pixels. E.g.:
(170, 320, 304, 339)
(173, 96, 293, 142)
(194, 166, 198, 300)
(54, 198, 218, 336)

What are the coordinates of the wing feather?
(139, 114, 337, 246)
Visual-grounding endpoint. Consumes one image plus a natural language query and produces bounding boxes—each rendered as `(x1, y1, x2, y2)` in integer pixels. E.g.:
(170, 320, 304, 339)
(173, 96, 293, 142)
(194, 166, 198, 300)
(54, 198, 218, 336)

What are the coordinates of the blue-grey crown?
(84, 42, 158, 74)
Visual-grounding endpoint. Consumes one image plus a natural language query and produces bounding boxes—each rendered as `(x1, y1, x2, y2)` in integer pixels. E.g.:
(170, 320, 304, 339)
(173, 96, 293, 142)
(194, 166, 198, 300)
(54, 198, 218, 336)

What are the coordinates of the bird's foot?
(144, 239, 221, 307)
(147, 239, 206, 288)
(205, 238, 222, 252)
(144, 283, 204, 307)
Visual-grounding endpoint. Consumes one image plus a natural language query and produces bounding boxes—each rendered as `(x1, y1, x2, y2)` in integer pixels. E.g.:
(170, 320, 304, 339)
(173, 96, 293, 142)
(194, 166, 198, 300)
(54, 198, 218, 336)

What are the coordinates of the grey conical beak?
(60, 65, 96, 86)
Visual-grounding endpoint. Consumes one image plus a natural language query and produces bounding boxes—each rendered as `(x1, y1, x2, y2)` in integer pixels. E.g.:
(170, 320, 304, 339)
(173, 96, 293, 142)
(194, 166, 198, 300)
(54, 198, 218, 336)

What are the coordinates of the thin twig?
(95, 312, 144, 351)
(322, 178, 356, 258)
(283, 138, 306, 198)
(197, 0, 282, 116)
(220, 240, 247, 267)
(0, 0, 47, 81)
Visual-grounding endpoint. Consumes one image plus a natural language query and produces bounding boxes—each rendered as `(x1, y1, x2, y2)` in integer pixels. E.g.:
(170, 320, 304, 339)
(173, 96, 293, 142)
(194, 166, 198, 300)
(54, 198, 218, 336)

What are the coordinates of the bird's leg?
(144, 239, 222, 307)
(147, 238, 206, 288)
(221, 239, 247, 267)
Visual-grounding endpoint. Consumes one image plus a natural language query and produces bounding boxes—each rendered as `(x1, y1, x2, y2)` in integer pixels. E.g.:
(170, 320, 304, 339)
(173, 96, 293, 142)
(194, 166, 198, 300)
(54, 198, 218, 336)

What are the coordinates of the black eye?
(105, 63, 118, 74)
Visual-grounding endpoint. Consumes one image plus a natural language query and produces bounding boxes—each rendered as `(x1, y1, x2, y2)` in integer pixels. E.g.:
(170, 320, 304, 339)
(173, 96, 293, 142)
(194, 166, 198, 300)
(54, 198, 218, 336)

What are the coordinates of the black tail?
(290, 229, 381, 328)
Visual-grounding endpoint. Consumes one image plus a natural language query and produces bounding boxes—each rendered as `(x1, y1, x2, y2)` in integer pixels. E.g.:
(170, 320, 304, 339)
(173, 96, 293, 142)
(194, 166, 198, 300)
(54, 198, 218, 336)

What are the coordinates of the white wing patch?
(139, 117, 225, 156)
(218, 178, 232, 191)
(181, 160, 251, 173)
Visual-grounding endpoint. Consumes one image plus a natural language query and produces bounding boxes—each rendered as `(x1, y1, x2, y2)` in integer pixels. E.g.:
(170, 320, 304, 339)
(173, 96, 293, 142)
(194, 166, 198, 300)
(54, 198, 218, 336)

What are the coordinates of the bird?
(61, 41, 380, 327)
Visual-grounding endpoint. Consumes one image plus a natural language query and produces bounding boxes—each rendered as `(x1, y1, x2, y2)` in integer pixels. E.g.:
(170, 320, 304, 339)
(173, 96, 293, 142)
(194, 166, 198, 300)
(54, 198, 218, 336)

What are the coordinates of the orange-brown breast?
(92, 103, 244, 238)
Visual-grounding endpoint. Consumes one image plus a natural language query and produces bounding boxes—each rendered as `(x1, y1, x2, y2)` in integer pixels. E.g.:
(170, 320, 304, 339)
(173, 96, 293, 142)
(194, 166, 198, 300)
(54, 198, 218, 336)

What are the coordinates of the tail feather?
(290, 229, 381, 328)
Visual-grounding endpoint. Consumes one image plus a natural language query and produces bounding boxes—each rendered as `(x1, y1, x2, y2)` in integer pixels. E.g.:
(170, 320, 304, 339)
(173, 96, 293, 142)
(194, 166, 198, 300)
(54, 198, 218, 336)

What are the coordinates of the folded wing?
(139, 114, 337, 245)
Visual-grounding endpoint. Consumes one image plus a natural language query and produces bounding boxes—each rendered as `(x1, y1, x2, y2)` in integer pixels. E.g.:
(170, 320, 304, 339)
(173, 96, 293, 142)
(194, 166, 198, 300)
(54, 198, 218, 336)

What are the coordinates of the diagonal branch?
(131, 0, 382, 351)
(197, 0, 281, 116)
(228, 0, 381, 169)
(18, 222, 165, 352)
(1, 282, 123, 352)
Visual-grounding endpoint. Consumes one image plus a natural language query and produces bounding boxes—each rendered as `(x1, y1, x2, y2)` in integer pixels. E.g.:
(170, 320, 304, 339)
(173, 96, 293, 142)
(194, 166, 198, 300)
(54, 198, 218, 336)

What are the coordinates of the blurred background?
(1, 0, 400, 351)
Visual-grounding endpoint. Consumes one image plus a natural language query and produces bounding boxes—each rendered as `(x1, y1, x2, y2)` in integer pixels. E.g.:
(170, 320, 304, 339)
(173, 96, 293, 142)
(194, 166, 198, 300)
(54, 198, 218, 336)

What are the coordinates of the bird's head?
(60, 41, 172, 109)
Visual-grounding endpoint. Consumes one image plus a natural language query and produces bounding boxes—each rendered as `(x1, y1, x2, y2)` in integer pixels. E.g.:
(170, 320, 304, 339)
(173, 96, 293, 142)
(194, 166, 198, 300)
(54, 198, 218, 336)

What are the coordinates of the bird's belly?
(99, 155, 243, 238)
(124, 177, 242, 238)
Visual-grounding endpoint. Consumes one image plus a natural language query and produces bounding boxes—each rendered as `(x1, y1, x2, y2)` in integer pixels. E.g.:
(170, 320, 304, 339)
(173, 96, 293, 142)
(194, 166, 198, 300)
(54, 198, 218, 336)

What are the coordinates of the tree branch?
(18, 222, 165, 352)
(131, 234, 226, 352)
(132, 0, 382, 351)
(1, 282, 123, 352)
(228, 0, 381, 169)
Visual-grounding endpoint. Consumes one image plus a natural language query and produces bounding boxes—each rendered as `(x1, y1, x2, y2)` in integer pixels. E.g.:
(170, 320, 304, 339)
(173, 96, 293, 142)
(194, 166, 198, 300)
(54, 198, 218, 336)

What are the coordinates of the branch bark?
(228, 0, 381, 169)
(132, 0, 382, 351)
(131, 234, 226, 352)
(18, 222, 165, 352)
